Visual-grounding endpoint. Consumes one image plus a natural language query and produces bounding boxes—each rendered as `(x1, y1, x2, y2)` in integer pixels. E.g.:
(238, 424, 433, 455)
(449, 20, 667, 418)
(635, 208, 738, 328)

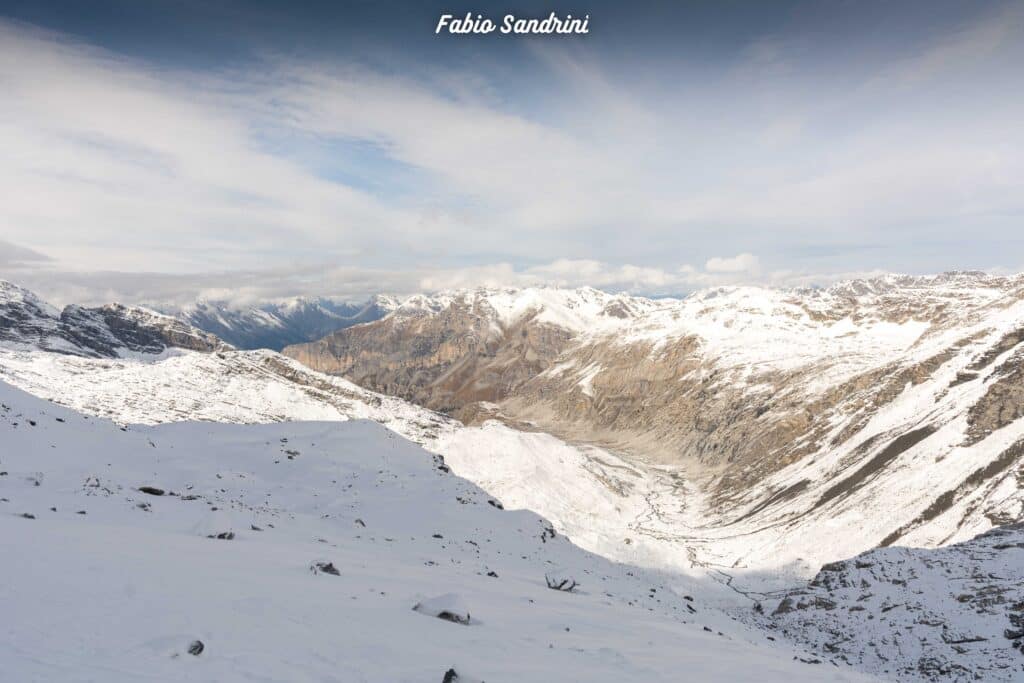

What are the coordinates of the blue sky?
(0, 0, 1022, 305)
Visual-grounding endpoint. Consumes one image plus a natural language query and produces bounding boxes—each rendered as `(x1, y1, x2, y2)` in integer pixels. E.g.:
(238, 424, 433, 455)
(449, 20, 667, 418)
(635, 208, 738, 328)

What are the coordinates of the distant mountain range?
(162, 295, 399, 351)
(0, 280, 224, 357)
(0, 278, 396, 357)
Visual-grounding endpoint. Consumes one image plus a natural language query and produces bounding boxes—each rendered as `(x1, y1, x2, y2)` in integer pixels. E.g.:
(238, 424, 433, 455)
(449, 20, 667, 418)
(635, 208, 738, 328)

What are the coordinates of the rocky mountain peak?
(384, 285, 666, 335)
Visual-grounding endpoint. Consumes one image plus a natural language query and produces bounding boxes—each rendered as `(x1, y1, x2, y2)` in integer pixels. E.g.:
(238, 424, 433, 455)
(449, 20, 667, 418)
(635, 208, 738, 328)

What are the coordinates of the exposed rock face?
(285, 288, 617, 414)
(1, 280, 225, 358)
(759, 523, 1024, 681)
(966, 344, 1024, 446)
(283, 273, 1024, 549)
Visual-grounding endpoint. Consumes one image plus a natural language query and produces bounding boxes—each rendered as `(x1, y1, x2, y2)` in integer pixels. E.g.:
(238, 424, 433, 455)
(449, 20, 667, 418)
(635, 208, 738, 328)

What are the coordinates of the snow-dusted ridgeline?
(166, 294, 398, 351)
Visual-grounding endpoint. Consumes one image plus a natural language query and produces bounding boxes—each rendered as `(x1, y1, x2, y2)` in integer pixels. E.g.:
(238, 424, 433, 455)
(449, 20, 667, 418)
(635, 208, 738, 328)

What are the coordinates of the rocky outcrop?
(966, 346, 1024, 446)
(285, 291, 582, 414)
(760, 523, 1024, 681)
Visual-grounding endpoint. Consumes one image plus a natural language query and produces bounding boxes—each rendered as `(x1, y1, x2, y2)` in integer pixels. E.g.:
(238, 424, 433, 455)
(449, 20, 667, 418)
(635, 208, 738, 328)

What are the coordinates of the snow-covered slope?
(168, 295, 397, 351)
(758, 524, 1024, 681)
(0, 380, 867, 682)
(0, 341, 697, 584)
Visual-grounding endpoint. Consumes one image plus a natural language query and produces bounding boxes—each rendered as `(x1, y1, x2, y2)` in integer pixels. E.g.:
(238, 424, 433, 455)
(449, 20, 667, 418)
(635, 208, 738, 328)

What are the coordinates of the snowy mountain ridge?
(281, 272, 1024, 577)
(0, 279, 225, 358)
(388, 285, 665, 335)
(164, 294, 399, 351)
(371, 272, 1024, 376)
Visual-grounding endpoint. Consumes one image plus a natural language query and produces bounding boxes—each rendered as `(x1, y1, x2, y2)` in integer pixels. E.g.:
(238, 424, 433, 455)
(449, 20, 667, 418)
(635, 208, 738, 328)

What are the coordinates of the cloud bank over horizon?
(0, 245, 980, 310)
(1, 1, 1022, 305)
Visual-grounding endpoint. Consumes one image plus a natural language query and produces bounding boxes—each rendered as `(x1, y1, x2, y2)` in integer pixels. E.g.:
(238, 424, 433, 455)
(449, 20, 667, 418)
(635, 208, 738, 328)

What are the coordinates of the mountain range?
(162, 295, 398, 351)
(2, 275, 1023, 680)
(282, 274, 1024, 567)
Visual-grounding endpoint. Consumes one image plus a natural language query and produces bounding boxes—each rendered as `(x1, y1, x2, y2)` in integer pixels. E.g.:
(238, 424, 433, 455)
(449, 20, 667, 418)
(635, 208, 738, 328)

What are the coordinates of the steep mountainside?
(168, 295, 397, 350)
(0, 290, 702, 579)
(282, 274, 1024, 563)
(6, 276, 1024, 577)
(283, 287, 659, 413)
(2, 381, 861, 682)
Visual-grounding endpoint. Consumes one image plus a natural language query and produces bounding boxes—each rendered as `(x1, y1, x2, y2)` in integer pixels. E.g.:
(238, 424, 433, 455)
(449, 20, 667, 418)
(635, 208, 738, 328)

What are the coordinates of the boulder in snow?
(413, 593, 472, 625)
(545, 570, 578, 592)
(311, 561, 340, 576)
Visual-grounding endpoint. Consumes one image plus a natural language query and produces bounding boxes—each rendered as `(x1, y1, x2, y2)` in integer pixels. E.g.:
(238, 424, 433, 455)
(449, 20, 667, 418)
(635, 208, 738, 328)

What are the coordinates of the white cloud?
(0, 20, 413, 273)
(705, 253, 760, 274)
(2, 243, 895, 310)
(1, 5, 1022, 292)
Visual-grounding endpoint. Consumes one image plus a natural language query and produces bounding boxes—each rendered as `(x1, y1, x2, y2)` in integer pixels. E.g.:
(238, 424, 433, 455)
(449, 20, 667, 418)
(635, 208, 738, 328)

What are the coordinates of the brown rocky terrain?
(283, 274, 1024, 545)
(286, 301, 575, 414)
